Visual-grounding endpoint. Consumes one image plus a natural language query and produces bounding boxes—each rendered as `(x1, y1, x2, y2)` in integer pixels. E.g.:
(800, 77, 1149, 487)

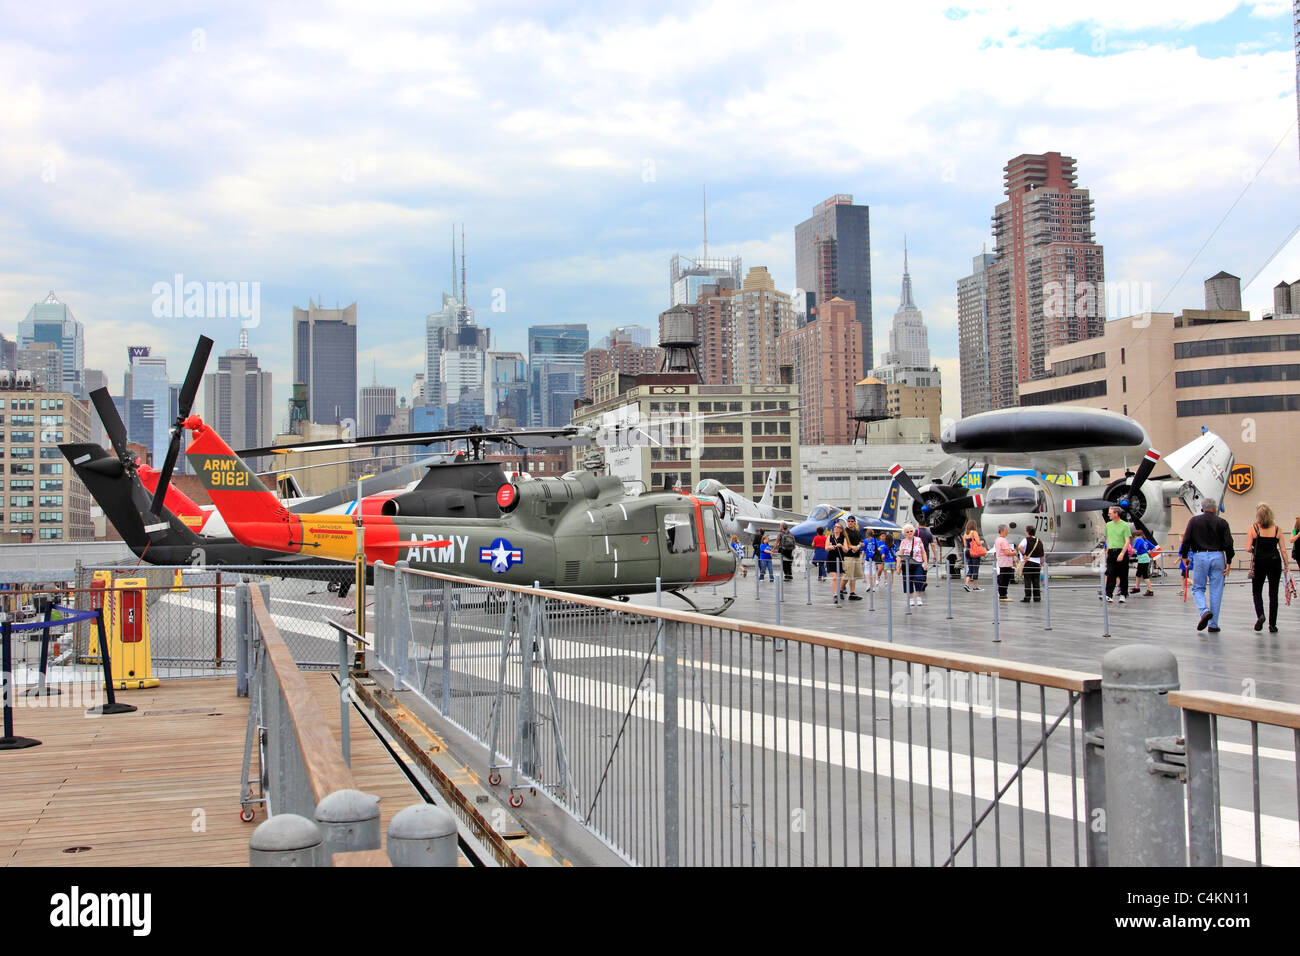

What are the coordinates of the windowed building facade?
(0, 385, 92, 540)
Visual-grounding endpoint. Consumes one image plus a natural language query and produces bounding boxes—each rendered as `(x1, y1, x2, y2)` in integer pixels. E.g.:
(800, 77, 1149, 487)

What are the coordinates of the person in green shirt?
(1103, 506, 1134, 603)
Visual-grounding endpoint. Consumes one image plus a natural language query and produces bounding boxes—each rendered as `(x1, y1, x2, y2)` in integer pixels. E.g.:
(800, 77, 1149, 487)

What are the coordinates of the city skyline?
(3, 4, 1299, 429)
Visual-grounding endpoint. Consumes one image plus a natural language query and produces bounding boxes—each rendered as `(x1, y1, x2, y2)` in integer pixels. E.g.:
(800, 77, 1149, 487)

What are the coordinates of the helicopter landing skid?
(668, 590, 735, 616)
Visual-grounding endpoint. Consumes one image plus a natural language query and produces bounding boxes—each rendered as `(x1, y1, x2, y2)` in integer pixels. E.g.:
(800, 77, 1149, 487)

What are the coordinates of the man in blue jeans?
(1179, 499, 1235, 633)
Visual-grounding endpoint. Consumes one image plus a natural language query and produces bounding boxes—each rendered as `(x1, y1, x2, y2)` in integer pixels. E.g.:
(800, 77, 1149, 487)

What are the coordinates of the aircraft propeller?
(1064, 449, 1161, 518)
(888, 463, 985, 517)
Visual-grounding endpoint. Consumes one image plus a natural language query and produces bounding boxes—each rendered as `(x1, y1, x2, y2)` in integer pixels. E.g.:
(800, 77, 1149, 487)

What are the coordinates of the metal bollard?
(1099, 561, 1111, 639)
(902, 555, 911, 616)
(314, 789, 381, 864)
(992, 566, 1000, 643)
(235, 582, 249, 698)
(1101, 645, 1186, 866)
(775, 573, 782, 626)
(886, 564, 893, 641)
(945, 554, 953, 620)
(806, 561, 812, 606)
(249, 813, 323, 867)
(1042, 555, 1052, 631)
(387, 803, 458, 867)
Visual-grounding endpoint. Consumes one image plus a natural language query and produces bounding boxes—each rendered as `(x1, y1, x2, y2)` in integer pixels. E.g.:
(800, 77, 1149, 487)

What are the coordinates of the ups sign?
(1227, 464, 1254, 495)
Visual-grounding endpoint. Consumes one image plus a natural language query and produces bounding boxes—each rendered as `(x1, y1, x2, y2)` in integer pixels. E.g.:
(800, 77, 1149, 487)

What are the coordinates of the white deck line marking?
(419, 651, 1297, 865)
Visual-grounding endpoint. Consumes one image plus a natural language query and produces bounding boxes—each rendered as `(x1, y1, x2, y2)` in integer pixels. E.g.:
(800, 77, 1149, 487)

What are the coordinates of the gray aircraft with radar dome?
(887, 406, 1234, 566)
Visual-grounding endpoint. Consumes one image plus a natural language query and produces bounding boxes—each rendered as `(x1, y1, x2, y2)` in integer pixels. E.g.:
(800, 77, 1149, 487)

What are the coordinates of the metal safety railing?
(373, 560, 1106, 867)
(1167, 690, 1300, 867)
(239, 584, 459, 867)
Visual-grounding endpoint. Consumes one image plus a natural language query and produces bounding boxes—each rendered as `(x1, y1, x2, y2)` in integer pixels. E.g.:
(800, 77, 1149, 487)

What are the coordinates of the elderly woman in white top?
(899, 523, 929, 607)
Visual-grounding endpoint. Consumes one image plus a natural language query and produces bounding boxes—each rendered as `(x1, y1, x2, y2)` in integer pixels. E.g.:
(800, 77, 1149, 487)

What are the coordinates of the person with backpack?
(811, 526, 828, 580)
(1130, 530, 1156, 597)
(963, 519, 985, 592)
(756, 533, 775, 582)
(1018, 526, 1045, 602)
(777, 523, 796, 582)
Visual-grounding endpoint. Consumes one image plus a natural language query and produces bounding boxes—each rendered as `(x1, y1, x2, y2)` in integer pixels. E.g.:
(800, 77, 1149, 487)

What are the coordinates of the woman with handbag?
(963, 519, 986, 592)
(825, 522, 847, 605)
(1248, 503, 1288, 633)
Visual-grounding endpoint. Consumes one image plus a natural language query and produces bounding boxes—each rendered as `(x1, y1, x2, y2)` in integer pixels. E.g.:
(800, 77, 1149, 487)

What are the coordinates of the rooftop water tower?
(658, 305, 701, 381)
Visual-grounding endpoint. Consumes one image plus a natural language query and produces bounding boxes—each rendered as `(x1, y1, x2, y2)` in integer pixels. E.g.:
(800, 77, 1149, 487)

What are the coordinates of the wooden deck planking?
(0, 673, 423, 867)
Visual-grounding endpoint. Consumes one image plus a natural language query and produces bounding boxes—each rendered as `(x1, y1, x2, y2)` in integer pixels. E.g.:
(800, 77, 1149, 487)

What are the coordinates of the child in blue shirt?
(757, 533, 774, 581)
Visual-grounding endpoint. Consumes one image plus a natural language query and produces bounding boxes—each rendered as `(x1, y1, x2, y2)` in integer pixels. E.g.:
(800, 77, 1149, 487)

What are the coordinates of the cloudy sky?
(3, 1, 1298, 427)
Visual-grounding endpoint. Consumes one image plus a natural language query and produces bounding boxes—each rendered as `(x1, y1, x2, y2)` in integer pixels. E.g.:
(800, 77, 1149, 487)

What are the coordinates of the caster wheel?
(488, 771, 501, 786)
(508, 793, 523, 808)
(239, 807, 255, 823)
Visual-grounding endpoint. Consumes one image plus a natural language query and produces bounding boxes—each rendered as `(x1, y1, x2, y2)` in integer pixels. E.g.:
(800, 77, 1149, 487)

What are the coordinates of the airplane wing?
(941, 406, 1151, 474)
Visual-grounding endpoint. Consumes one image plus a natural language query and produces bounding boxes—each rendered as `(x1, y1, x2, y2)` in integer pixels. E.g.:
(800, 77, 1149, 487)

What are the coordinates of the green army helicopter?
(184, 412, 740, 612)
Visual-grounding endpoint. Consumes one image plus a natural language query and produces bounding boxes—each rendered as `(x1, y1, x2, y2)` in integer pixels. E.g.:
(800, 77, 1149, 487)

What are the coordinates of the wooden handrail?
(250, 586, 357, 802)
(1168, 690, 1300, 731)
(394, 566, 1102, 693)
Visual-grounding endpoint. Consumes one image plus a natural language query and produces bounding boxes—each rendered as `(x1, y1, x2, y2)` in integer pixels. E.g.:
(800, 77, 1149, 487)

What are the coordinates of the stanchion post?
(902, 555, 911, 616)
(1099, 561, 1111, 639)
(886, 564, 893, 641)
(775, 573, 782, 626)
(87, 608, 136, 716)
(29, 606, 58, 698)
(945, 552, 953, 620)
(1043, 554, 1052, 631)
(992, 565, 1001, 643)
(806, 559, 812, 606)
(1, 619, 41, 748)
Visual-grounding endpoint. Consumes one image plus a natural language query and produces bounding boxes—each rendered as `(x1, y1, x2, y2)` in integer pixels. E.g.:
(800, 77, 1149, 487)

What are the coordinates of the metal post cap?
(249, 814, 322, 851)
(389, 804, 457, 841)
(1102, 644, 1180, 689)
(314, 789, 380, 823)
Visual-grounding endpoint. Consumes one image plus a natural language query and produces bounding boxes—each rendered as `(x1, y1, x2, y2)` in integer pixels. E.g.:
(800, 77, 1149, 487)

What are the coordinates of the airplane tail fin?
(877, 477, 903, 524)
(1163, 429, 1234, 514)
(759, 468, 776, 510)
(185, 416, 358, 557)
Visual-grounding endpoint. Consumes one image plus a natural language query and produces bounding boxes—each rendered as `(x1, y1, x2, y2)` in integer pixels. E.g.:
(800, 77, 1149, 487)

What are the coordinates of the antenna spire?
(702, 185, 708, 260)
(460, 224, 467, 317)
(451, 224, 457, 300)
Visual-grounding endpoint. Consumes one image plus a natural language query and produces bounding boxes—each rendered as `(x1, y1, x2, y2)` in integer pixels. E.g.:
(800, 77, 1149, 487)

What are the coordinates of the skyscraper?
(123, 347, 170, 470)
(487, 352, 528, 425)
(795, 195, 872, 375)
(983, 152, 1105, 409)
(777, 296, 862, 444)
(870, 243, 941, 393)
(204, 331, 274, 452)
(18, 291, 85, 399)
(425, 292, 466, 408)
(292, 300, 358, 427)
(879, 241, 930, 368)
(528, 324, 589, 427)
(670, 254, 743, 308)
(958, 251, 997, 417)
(359, 381, 398, 437)
(730, 267, 795, 385)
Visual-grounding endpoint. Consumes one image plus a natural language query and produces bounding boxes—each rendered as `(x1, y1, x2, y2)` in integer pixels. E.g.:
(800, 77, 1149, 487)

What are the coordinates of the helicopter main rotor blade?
(90, 387, 133, 464)
(150, 335, 213, 516)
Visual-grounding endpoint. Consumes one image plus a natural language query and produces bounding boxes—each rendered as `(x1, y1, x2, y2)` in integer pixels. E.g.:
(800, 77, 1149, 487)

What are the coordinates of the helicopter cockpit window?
(664, 512, 697, 553)
(808, 504, 836, 521)
(701, 509, 722, 552)
(984, 485, 1037, 514)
